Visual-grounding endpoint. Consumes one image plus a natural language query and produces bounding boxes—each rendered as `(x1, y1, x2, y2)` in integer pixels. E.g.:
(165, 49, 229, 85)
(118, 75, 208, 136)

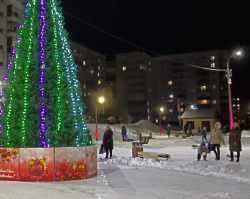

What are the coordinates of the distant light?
(159, 107, 164, 112)
(0, 81, 2, 86)
(98, 96, 105, 104)
(190, 105, 194, 109)
(236, 51, 242, 56)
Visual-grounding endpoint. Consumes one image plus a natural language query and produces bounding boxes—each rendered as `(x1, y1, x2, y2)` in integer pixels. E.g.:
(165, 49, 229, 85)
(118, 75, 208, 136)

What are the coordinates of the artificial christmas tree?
(0, 0, 92, 148)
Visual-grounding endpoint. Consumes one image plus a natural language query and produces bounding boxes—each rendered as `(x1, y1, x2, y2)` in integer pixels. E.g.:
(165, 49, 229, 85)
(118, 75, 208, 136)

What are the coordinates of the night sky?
(60, 0, 250, 96)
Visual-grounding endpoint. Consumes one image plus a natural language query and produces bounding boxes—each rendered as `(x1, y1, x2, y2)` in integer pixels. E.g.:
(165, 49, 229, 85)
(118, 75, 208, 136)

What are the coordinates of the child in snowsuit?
(197, 141, 207, 161)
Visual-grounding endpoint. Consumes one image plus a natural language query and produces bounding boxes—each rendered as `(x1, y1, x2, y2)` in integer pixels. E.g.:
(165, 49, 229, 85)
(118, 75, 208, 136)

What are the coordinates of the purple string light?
(38, 0, 47, 147)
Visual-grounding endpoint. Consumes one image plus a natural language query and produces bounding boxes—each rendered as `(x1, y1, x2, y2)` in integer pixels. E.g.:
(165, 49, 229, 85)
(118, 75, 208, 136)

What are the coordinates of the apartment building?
(0, 0, 24, 83)
(69, 40, 106, 117)
(114, 50, 230, 124)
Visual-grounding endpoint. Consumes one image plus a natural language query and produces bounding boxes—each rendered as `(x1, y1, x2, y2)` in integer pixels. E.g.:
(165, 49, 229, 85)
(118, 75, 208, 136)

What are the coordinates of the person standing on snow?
(103, 125, 114, 159)
(121, 123, 127, 142)
(187, 124, 193, 137)
(183, 123, 188, 134)
(229, 122, 242, 162)
(201, 127, 207, 141)
(167, 124, 171, 138)
(209, 122, 225, 160)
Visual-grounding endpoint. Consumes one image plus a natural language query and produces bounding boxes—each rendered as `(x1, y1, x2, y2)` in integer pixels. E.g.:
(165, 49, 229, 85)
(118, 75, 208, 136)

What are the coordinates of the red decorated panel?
(0, 148, 19, 181)
(19, 148, 54, 182)
(55, 147, 87, 181)
(86, 145, 97, 179)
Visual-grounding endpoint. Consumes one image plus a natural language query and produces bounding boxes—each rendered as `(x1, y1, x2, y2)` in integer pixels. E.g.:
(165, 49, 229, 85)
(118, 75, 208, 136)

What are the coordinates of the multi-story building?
(69, 40, 106, 117)
(115, 52, 153, 123)
(0, 0, 24, 83)
(114, 50, 230, 124)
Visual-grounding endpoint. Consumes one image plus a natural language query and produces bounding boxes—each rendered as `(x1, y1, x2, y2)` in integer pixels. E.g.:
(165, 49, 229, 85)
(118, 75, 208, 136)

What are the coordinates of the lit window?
(169, 109, 173, 113)
(221, 87, 223, 90)
(148, 116, 150, 120)
(149, 61, 151, 65)
(237, 104, 240, 107)
(212, 100, 216, 104)
(84, 92, 87, 97)
(140, 65, 146, 70)
(169, 94, 173, 99)
(147, 102, 149, 106)
(237, 98, 240, 101)
(74, 49, 77, 53)
(199, 100, 209, 104)
(98, 80, 101, 85)
(181, 103, 184, 105)
(88, 93, 91, 96)
(233, 104, 236, 107)
(162, 116, 166, 120)
(168, 81, 172, 85)
(149, 68, 151, 72)
(98, 73, 100, 77)
(201, 86, 206, 91)
(180, 108, 184, 112)
(83, 84, 86, 88)
(122, 66, 126, 71)
(147, 109, 150, 113)
(156, 119, 158, 123)
(211, 63, 215, 68)
(98, 59, 101, 63)
(98, 66, 101, 70)
(89, 70, 94, 74)
(212, 85, 216, 89)
(233, 98, 236, 100)
(83, 61, 86, 66)
(192, 90, 196, 93)
(210, 56, 215, 60)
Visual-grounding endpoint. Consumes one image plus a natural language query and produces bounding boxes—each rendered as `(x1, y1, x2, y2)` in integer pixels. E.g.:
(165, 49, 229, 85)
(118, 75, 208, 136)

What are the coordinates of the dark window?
(7, 5, 12, 17)
(7, 37, 12, 46)
(0, 28, 3, 33)
(0, 62, 3, 67)
(186, 121, 194, 129)
(0, 45, 3, 50)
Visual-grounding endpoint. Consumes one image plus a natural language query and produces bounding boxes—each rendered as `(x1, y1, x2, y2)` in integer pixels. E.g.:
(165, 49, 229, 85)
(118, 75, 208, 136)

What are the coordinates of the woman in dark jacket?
(103, 125, 114, 158)
(229, 122, 242, 162)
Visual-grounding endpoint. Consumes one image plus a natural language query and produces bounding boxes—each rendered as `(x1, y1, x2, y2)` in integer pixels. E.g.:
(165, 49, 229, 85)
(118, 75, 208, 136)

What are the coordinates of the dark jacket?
(167, 127, 171, 135)
(229, 127, 242, 152)
(103, 129, 113, 150)
(121, 127, 126, 136)
(202, 129, 207, 136)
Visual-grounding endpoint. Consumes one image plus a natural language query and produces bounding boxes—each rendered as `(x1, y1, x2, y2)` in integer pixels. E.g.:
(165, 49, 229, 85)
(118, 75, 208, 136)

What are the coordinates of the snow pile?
(132, 120, 166, 134)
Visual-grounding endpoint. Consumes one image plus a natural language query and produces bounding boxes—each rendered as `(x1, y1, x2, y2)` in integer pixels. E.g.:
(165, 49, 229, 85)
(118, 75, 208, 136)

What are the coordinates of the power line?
(63, 11, 227, 72)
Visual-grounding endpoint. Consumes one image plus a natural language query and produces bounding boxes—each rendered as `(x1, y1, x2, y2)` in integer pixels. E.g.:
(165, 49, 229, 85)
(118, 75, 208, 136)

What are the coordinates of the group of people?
(101, 121, 242, 162)
(198, 122, 242, 162)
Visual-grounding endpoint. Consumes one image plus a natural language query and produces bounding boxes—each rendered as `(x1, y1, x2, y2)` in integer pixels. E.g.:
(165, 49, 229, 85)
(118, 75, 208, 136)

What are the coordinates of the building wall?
(114, 50, 229, 125)
(0, 0, 24, 83)
(183, 118, 220, 133)
(68, 40, 106, 117)
(115, 52, 152, 123)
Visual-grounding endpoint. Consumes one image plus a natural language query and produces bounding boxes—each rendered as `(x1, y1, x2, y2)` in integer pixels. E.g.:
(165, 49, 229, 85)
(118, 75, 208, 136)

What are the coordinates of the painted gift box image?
(0, 148, 19, 181)
(19, 148, 54, 182)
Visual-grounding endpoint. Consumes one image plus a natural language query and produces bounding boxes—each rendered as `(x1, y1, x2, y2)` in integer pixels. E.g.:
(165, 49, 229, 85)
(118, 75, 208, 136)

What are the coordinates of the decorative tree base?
(0, 146, 97, 182)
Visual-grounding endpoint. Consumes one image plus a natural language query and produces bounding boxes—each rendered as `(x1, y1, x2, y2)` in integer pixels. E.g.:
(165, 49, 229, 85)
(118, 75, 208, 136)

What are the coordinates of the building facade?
(0, 0, 24, 83)
(69, 40, 106, 118)
(114, 50, 230, 124)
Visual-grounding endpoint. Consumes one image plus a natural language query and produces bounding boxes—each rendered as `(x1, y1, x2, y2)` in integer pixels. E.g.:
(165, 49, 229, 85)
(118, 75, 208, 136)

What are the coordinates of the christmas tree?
(0, 0, 92, 148)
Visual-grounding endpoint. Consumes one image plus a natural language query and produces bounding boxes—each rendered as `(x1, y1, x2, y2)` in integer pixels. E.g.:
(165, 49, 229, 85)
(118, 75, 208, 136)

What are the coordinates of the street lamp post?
(226, 51, 241, 130)
(159, 107, 164, 135)
(95, 96, 105, 141)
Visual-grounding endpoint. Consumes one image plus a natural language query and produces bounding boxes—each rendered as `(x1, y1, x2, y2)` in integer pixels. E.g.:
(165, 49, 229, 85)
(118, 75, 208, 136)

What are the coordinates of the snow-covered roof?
(181, 109, 220, 119)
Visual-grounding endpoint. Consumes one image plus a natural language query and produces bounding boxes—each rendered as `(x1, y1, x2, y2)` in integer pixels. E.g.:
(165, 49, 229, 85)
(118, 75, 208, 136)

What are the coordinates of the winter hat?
(214, 122, 221, 130)
(233, 122, 239, 128)
(106, 125, 110, 129)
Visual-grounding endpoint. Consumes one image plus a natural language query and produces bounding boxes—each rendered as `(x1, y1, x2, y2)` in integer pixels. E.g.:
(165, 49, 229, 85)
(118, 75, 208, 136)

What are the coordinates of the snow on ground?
(1, 123, 250, 199)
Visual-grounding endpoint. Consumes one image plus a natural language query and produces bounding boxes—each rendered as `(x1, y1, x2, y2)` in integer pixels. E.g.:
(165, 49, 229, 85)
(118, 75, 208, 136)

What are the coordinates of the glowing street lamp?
(227, 50, 242, 130)
(96, 96, 105, 141)
(159, 107, 164, 135)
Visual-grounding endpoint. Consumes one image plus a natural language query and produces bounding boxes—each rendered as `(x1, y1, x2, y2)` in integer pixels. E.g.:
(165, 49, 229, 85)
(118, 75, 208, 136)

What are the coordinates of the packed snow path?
(1, 162, 250, 199)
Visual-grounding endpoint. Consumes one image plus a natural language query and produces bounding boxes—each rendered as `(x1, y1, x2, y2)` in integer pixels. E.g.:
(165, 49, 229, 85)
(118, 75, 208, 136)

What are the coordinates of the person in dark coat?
(201, 127, 207, 141)
(187, 124, 193, 137)
(167, 124, 171, 138)
(103, 125, 114, 158)
(183, 123, 188, 134)
(229, 122, 242, 162)
(121, 123, 127, 142)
